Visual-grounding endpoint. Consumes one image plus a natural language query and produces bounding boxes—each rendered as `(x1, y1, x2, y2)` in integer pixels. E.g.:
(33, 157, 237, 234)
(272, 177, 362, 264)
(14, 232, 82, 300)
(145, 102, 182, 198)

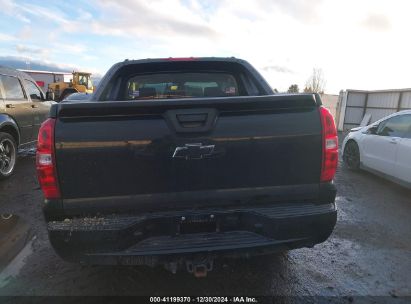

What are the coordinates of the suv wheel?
(0, 132, 17, 179)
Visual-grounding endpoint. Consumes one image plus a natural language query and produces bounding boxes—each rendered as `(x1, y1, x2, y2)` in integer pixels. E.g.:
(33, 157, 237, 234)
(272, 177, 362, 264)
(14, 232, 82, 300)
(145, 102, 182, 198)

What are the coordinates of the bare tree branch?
(304, 68, 326, 93)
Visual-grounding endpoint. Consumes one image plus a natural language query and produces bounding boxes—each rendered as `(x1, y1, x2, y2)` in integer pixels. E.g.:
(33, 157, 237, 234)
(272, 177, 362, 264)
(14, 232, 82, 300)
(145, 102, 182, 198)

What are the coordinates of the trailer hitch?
(186, 257, 214, 278)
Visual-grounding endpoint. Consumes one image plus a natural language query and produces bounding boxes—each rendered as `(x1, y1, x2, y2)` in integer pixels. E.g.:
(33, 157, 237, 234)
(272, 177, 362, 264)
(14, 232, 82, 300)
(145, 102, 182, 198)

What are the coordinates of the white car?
(342, 110, 411, 189)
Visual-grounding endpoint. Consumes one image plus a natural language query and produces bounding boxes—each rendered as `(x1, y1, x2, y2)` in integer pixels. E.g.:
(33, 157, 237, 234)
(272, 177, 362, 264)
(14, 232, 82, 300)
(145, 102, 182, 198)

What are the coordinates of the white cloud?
(2, 0, 411, 93)
(54, 43, 88, 55)
(0, 0, 31, 23)
(81, 0, 411, 92)
(19, 3, 69, 26)
(17, 26, 33, 40)
(362, 13, 392, 32)
(0, 33, 16, 42)
(262, 65, 294, 74)
(15, 44, 51, 58)
(86, 0, 217, 39)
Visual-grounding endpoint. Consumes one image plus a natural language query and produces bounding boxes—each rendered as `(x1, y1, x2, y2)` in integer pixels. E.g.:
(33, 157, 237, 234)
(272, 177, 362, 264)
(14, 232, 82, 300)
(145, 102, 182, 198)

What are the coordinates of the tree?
(304, 68, 326, 94)
(287, 84, 299, 93)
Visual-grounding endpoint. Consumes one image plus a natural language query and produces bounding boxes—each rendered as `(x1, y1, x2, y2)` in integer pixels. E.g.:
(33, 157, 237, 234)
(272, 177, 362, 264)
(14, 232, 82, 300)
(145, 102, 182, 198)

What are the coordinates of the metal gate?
(337, 89, 411, 131)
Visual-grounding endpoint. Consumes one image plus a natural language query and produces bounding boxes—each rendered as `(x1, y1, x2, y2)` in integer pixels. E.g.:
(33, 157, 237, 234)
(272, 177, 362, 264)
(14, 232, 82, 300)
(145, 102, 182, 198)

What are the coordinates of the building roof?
(347, 88, 411, 94)
(18, 69, 71, 75)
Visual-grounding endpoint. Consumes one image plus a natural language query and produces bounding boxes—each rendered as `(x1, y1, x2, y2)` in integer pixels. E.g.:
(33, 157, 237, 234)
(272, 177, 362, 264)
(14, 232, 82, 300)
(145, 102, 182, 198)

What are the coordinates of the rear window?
(125, 73, 239, 100)
(0, 74, 26, 100)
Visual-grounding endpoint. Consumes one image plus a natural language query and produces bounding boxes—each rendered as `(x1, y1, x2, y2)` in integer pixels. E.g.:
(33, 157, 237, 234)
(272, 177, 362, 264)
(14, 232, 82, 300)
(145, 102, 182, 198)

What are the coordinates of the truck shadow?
(81, 253, 294, 296)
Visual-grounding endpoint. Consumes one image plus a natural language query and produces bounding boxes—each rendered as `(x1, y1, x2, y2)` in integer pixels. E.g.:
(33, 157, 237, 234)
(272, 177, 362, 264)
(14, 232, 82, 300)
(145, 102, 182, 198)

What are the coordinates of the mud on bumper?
(47, 202, 337, 266)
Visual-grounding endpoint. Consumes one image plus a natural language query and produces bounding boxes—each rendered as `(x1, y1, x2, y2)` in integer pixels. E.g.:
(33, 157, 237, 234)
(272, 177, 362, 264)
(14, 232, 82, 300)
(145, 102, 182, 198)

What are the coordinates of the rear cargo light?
(163, 57, 198, 61)
(36, 118, 60, 199)
(319, 106, 338, 182)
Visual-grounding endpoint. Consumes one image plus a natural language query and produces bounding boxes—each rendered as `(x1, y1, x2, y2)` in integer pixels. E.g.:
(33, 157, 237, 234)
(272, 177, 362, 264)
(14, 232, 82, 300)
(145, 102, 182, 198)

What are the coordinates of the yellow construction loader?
(48, 71, 94, 102)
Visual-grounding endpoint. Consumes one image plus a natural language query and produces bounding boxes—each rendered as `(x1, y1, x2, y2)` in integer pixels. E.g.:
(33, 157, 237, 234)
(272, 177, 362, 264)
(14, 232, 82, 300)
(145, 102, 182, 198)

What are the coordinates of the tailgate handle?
(177, 114, 208, 128)
(165, 108, 218, 133)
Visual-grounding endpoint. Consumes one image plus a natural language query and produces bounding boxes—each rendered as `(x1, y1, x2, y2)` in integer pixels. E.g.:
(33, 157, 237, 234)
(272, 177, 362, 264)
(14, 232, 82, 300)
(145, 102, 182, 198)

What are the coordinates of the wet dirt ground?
(0, 142, 410, 300)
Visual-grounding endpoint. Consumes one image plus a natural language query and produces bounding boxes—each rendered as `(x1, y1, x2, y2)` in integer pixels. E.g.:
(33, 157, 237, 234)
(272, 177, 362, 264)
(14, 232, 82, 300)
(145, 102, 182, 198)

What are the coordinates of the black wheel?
(343, 140, 360, 170)
(0, 132, 17, 179)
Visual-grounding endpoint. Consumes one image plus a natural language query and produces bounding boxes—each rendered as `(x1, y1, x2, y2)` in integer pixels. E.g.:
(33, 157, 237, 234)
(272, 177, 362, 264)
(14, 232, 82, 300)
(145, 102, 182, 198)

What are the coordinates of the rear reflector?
(319, 106, 338, 182)
(36, 118, 60, 199)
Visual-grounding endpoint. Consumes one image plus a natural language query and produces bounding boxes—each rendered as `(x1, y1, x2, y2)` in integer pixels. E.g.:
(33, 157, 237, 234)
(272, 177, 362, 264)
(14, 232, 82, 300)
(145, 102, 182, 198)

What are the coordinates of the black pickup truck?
(37, 57, 338, 276)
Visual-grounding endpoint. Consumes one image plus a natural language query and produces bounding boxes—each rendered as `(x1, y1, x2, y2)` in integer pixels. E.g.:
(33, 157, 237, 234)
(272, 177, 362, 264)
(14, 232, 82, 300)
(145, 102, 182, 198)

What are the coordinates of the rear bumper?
(47, 202, 337, 266)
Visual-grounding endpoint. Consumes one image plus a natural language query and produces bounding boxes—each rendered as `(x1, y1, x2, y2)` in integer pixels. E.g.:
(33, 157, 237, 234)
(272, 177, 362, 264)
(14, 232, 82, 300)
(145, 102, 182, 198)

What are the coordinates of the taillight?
(319, 106, 338, 182)
(36, 118, 60, 199)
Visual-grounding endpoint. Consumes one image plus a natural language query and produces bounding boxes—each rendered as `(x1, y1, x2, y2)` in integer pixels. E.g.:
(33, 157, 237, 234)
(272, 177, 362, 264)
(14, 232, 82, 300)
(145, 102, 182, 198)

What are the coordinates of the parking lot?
(0, 139, 410, 299)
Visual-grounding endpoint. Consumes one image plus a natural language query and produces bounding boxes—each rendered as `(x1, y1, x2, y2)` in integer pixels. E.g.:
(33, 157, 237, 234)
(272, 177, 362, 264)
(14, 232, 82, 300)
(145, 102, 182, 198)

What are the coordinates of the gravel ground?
(0, 140, 410, 300)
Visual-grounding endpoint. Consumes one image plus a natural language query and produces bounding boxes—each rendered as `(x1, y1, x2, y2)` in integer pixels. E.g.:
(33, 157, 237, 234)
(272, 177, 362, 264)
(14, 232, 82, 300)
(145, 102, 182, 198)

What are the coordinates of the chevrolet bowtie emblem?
(172, 143, 215, 160)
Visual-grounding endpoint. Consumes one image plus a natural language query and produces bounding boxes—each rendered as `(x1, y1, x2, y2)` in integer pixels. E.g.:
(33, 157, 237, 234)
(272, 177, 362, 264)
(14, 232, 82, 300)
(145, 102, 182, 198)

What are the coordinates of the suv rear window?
(125, 73, 239, 100)
(0, 75, 26, 100)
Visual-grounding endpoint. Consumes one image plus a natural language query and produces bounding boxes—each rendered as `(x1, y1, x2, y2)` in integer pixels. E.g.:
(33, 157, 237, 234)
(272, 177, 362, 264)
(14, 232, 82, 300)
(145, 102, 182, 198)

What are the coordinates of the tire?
(343, 140, 360, 170)
(0, 132, 17, 179)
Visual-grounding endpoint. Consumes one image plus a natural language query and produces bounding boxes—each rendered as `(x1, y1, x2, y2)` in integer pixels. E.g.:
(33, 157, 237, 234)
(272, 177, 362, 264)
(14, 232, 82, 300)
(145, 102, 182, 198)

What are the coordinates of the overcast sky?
(0, 0, 410, 93)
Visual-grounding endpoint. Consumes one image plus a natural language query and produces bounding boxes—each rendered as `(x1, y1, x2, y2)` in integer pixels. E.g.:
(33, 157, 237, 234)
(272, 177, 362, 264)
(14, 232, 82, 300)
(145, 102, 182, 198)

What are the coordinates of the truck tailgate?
(53, 95, 322, 213)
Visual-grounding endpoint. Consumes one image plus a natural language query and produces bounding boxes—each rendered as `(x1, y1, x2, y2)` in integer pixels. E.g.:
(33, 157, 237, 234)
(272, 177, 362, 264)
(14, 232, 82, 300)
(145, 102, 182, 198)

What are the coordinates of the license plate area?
(179, 215, 217, 234)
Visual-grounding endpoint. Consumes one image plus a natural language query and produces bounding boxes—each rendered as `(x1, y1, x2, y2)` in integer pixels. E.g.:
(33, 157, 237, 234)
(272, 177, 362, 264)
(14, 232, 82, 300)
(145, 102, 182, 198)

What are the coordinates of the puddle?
(0, 236, 35, 289)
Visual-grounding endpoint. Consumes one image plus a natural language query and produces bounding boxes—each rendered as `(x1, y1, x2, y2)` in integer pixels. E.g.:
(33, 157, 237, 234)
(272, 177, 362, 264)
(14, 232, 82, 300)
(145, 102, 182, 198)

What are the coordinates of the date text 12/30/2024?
(150, 297, 258, 303)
